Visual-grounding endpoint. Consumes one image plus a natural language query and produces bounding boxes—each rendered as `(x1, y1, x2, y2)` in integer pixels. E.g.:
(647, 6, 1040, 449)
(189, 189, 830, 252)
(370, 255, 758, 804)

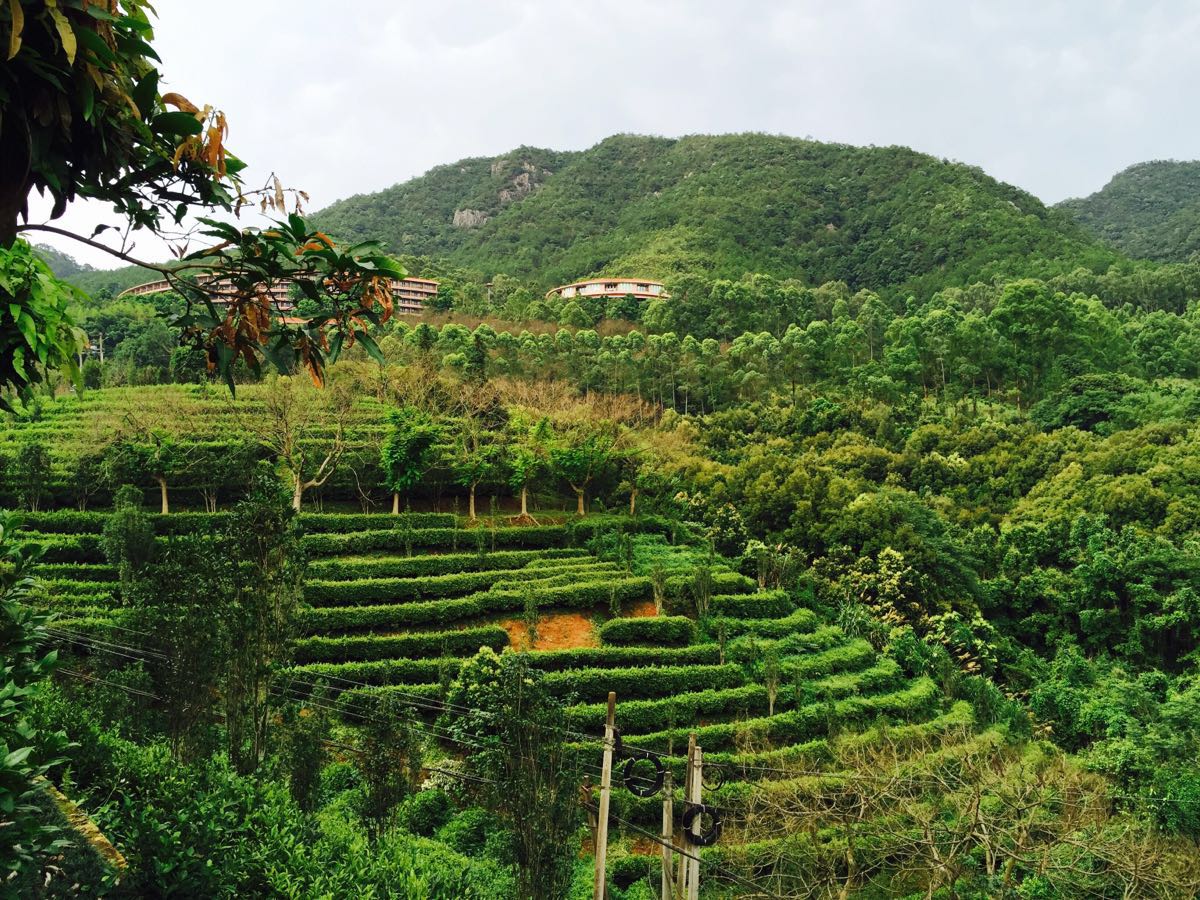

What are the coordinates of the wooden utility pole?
(661, 769, 674, 899)
(687, 743, 702, 900)
(676, 734, 695, 899)
(593, 691, 617, 900)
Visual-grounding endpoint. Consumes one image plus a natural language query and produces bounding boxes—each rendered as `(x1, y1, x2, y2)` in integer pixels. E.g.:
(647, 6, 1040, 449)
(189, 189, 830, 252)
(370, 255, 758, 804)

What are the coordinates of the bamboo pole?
(687, 743, 702, 900)
(676, 734, 695, 899)
(661, 769, 674, 899)
(593, 692, 617, 900)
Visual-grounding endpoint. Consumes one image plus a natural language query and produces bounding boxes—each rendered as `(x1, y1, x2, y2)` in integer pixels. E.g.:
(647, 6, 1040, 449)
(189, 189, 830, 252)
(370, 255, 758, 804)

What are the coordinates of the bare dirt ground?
(499, 610, 599, 651)
(624, 598, 658, 618)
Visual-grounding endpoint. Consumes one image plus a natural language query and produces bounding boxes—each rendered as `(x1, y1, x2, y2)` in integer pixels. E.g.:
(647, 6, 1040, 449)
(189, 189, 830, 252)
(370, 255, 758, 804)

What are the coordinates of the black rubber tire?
(622, 753, 666, 797)
(681, 802, 724, 847)
(702, 763, 726, 791)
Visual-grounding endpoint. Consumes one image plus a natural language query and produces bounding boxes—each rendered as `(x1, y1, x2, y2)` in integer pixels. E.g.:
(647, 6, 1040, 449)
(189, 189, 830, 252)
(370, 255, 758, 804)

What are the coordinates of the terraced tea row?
(24, 510, 958, 875)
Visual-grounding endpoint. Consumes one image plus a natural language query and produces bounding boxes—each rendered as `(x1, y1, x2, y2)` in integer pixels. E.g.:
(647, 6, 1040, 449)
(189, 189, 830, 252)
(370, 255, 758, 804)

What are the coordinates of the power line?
(45, 629, 1200, 808)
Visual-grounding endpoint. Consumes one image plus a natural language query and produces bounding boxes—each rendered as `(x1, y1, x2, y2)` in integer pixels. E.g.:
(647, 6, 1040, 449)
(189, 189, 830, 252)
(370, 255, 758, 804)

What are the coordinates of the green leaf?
(131, 69, 159, 119)
(356, 330, 385, 365)
(3, 746, 32, 768)
(152, 110, 204, 138)
(328, 330, 345, 362)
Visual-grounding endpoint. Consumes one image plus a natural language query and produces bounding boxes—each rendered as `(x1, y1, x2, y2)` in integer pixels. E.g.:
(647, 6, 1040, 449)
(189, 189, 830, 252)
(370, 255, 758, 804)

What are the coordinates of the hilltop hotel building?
(120, 275, 440, 314)
(546, 279, 667, 302)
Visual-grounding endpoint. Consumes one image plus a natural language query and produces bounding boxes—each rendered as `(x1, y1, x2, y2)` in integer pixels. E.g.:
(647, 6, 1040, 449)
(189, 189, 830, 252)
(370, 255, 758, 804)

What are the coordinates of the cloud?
(29, 0, 1200, 268)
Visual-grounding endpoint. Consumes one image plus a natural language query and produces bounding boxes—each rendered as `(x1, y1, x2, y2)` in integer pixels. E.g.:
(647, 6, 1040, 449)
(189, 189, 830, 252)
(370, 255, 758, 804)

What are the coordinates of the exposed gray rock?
(452, 208, 489, 228)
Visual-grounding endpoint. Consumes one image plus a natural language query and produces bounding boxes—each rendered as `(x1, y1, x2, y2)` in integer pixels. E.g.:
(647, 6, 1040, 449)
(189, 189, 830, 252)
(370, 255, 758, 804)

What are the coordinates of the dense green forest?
(1058, 160, 1200, 262)
(316, 133, 1123, 297)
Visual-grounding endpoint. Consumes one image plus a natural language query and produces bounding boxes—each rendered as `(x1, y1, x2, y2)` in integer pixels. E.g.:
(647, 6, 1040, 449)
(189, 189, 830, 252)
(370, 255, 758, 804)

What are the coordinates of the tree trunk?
(292, 479, 303, 511)
(468, 486, 476, 521)
(392, 491, 400, 514)
(0, 112, 31, 249)
(156, 476, 169, 515)
(629, 487, 638, 517)
(575, 489, 585, 517)
(520, 484, 529, 517)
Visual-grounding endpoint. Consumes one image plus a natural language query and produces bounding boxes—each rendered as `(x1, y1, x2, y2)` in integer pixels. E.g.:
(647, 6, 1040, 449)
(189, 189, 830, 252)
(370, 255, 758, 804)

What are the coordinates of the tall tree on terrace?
(104, 419, 191, 515)
(246, 374, 352, 511)
(615, 427, 653, 517)
(450, 384, 508, 521)
(380, 406, 440, 514)
(450, 413, 504, 522)
(0, 0, 402, 408)
(550, 421, 617, 517)
(507, 414, 552, 522)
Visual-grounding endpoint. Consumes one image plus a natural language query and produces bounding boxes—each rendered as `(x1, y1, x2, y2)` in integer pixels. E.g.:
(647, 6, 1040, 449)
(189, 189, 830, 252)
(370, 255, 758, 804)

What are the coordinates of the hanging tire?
(621, 751, 666, 797)
(681, 802, 723, 847)
(702, 763, 727, 791)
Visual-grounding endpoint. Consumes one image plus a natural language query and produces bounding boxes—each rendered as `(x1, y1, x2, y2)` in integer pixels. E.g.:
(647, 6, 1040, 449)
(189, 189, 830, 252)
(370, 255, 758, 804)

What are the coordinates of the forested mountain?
(1058, 160, 1200, 261)
(34, 243, 94, 279)
(316, 133, 1118, 296)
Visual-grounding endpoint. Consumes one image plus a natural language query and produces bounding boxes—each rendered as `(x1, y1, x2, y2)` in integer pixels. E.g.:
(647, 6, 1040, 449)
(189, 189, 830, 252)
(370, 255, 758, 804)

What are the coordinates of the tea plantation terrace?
(22, 510, 962, 868)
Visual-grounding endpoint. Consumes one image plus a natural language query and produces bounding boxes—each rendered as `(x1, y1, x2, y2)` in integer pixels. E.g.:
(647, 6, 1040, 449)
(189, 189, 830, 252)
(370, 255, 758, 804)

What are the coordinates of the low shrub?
(617, 677, 941, 754)
(780, 639, 876, 681)
(599, 616, 694, 647)
(303, 526, 568, 556)
(398, 789, 453, 837)
(566, 685, 767, 733)
(36, 563, 117, 582)
(27, 534, 106, 563)
(292, 626, 510, 664)
(309, 549, 585, 581)
(710, 608, 820, 640)
(300, 577, 651, 633)
(540, 663, 744, 704)
(286, 658, 459, 687)
(306, 561, 618, 606)
(526, 645, 721, 671)
(299, 512, 455, 532)
(709, 590, 793, 619)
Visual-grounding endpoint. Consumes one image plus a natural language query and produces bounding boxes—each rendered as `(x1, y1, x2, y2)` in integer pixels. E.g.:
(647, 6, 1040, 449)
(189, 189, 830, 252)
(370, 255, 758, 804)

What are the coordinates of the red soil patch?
(629, 836, 662, 856)
(500, 610, 599, 651)
(625, 598, 659, 618)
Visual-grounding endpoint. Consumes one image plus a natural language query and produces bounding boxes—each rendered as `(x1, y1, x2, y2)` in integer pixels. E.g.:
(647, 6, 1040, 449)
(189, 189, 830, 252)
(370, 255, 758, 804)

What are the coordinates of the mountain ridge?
(315, 132, 1117, 296)
(1056, 159, 1200, 262)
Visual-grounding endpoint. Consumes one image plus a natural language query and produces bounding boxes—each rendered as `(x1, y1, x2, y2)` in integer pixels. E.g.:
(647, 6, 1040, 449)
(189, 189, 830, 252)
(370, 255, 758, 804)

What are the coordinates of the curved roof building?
(546, 278, 667, 302)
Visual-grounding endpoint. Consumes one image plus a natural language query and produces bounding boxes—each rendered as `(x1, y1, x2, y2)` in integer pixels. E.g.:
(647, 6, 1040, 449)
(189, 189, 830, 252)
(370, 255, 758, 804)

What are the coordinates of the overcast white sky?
(32, 0, 1200, 268)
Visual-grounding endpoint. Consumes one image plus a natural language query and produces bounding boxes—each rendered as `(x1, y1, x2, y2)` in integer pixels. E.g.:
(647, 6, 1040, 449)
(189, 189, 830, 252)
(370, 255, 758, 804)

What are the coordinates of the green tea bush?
(599, 616, 695, 646)
(36, 563, 117, 582)
(303, 525, 568, 556)
(398, 789, 453, 837)
(300, 577, 651, 633)
(288, 658, 458, 687)
(307, 561, 617, 606)
(709, 590, 794, 619)
(309, 548, 585, 580)
(527, 645, 720, 671)
(293, 626, 509, 663)
(31, 535, 106, 563)
(779, 639, 876, 681)
(541, 663, 744, 703)
(566, 685, 768, 733)
(298, 512, 455, 532)
(619, 677, 941, 754)
(712, 608, 820, 639)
